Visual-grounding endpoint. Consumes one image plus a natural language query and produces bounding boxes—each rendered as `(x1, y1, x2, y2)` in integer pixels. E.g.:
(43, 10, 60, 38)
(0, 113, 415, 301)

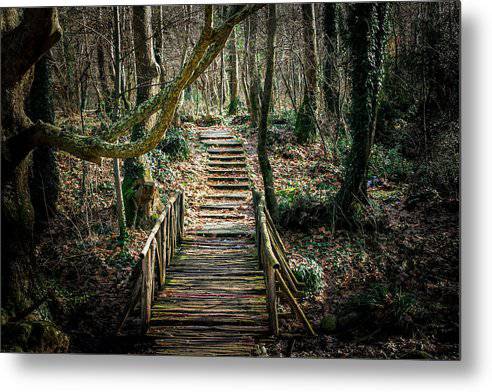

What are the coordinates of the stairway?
(148, 127, 270, 357)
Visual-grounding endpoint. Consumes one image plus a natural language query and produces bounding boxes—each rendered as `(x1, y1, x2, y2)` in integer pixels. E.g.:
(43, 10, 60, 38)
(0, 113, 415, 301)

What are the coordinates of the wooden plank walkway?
(148, 128, 270, 356)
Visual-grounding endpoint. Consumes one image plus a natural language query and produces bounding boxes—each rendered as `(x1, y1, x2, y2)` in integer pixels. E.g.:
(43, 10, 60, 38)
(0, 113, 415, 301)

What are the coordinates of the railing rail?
(253, 190, 316, 336)
(119, 190, 185, 334)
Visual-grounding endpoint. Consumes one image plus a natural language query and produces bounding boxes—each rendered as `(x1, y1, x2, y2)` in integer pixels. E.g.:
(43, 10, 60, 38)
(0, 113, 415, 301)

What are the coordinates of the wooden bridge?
(120, 127, 314, 357)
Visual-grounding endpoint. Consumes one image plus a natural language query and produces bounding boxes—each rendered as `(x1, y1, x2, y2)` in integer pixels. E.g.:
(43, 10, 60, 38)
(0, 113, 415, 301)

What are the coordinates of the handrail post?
(266, 260, 279, 335)
(166, 205, 172, 265)
(140, 251, 151, 335)
(180, 192, 185, 237)
(162, 215, 168, 269)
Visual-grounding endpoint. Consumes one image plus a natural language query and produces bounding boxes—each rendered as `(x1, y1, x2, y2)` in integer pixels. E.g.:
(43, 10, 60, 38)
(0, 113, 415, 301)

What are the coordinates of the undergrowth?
(293, 258, 325, 296)
(149, 127, 190, 183)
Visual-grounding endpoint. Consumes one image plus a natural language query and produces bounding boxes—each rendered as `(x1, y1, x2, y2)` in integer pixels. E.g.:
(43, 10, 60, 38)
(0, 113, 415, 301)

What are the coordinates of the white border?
(2, 1, 492, 391)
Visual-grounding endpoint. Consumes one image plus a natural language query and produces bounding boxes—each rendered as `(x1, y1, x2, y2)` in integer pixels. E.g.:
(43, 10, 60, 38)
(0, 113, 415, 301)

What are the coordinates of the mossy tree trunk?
(123, 6, 161, 228)
(334, 3, 389, 221)
(257, 5, 279, 222)
(295, 4, 318, 144)
(27, 52, 60, 227)
(1, 8, 62, 318)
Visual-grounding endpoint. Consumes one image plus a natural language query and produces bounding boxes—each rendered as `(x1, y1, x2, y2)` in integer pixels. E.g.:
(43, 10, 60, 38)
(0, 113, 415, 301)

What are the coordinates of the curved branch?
(18, 5, 265, 164)
(99, 4, 264, 142)
(186, 4, 265, 87)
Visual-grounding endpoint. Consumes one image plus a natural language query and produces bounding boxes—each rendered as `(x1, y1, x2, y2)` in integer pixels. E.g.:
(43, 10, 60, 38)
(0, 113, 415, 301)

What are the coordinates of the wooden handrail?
(119, 190, 185, 334)
(252, 189, 316, 337)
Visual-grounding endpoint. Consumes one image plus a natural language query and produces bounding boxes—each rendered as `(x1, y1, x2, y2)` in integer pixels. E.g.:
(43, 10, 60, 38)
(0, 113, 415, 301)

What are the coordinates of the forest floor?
(35, 113, 459, 358)
(233, 117, 459, 359)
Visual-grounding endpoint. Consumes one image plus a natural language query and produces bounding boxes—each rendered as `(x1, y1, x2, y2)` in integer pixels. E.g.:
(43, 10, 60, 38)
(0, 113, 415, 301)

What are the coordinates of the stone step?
(207, 148, 245, 155)
(204, 193, 249, 200)
(202, 140, 243, 147)
(207, 155, 245, 161)
(207, 176, 250, 182)
(207, 183, 250, 190)
(198, 213, 247, 219)
(199, 135, 234, 140)
(208, 161, 247, 168)
(207, 168, 248, 175)
(200, 203, 243, 210)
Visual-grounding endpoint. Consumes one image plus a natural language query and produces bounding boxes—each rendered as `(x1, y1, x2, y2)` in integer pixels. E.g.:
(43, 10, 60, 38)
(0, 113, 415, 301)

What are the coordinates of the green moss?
(2, 322, 32, 347)
(294, 94, 317, 143)
(28, 320, 69, 353)
(122, 156, 152, 226)
(156, 127, 190, 161)
(227, 97, 240, 115)
(1, 320, 69, 353)
(320, 314, 337, 334)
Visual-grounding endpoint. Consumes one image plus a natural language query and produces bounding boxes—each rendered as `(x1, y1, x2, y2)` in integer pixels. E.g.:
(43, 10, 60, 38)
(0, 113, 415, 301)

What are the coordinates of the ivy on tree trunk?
(334, 3, 389, 223)
(27, 52, 60, 227)
(257, 4, 279, 222)
(295, 4, 318, 144)
(123, 6, 162, 228)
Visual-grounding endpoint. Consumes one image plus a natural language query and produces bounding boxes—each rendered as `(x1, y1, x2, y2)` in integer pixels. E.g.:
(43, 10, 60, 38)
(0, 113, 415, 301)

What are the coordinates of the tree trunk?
(0, 10, 68, 351)
(323, 3, 338, 117)
(295, 3, 318, 143)
(96, 7, 111, 109)
(123, 6, 163, 228)
(334, 3, 389, 222)
(247, 13, 260, 127)
(154, 5, 165, 81)
(61, 23, 78, 114)
(27, 52, 60, 227)
(219, 49, 225, 114)
(226, 24, 239, 115)
(257, 5, 279, 222)
(111, 6, 127, 240)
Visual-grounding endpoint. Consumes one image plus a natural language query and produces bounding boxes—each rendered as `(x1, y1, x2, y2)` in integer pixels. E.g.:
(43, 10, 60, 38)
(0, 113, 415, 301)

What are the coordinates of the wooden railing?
(252, 190, 316, 336)
(119, 190, 185, 334)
